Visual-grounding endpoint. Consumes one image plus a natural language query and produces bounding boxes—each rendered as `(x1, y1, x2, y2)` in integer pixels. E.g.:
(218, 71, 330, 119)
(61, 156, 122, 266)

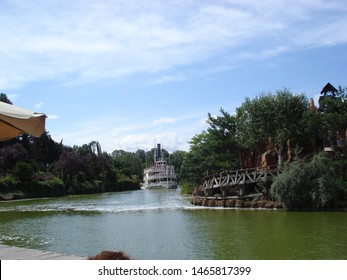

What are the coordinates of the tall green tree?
(112, 149, 143, 179)
(319, 92, 347, 152)
(169, 150, 186, 182)
(236, 89, 308, 167)
(303, 86, 347, 154)
(207, 108, 242, 169)
(180, 132, 216, 186)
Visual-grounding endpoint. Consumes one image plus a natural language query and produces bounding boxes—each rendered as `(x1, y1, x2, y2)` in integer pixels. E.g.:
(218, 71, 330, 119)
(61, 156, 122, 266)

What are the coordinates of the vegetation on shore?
(179, 86, 347, 209)
(1, 85, 347, 209)
(0, 93, 186, 200)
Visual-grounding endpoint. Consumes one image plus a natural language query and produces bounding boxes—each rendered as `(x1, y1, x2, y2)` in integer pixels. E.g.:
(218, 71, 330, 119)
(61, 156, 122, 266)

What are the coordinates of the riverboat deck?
(0, 245, 84, 260)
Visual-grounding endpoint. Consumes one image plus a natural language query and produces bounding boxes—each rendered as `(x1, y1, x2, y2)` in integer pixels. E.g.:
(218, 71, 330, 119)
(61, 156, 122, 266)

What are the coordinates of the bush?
(107, 179, 140, 192)
(270, 160, 312, 209)
(271, 153, 346, 209)
(11, 161, 36, 182)
(0, 175, 18, 192)
(36, 177, 66, 197)
(13, 175, 65, 198)
(180, 182, 195, 194)
(67, 180, 102, 195)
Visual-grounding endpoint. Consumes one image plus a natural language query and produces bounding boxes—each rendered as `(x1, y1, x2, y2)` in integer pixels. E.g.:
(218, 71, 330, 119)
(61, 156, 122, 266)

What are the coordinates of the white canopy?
(0, 101, 46, 141)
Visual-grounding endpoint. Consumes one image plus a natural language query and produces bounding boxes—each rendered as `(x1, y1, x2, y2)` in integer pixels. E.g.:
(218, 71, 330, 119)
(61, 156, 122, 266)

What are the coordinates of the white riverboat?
(143, 144, 178, 189)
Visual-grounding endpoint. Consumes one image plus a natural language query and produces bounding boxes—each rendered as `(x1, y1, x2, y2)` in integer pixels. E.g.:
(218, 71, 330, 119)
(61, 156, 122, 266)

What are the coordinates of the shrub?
(107, 179, 140, 192)
(180, 182, 194, 194)
(36, 177, 66, 197)
(0, 175, 18, 192)
(271, 153, 346, 209)
(11, 161, 36, 182)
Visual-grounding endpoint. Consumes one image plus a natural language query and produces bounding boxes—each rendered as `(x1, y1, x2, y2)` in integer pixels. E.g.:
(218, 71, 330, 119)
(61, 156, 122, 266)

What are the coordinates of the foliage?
(1, 89, 346, 208)
(0, 93, 12, 104)
(180, 132, 214, 186)
(207, 108, 242, 169)
(0, 175, 18, 192)
(11, 161, 37, 182)
(0, 143, 29, 174)
(169, 150, 186, 182)
(53, 145, 116, 193)
(180, 181, 195, 195)
(271, 153, 346, 209)
(110, 178, 140, 192)
(35, 176, 65, 197)
(235, 89, 308, 167)
(318, 95, 347, 150)
(112, 149, 144, 180)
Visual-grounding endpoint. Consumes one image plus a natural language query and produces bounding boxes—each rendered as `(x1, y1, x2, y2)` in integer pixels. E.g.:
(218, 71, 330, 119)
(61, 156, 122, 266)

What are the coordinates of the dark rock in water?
(244, 200, 251, 208)
(0, 191, 26, 201)
(250, 200, 259, 208)
(207, 199, 216, 207)
(274, 202, 284, 209)
(215, 200, 225, 207)
(265, 201, 274, 208)
(226, 199, 236, 207)
(235, 199, 243, 208)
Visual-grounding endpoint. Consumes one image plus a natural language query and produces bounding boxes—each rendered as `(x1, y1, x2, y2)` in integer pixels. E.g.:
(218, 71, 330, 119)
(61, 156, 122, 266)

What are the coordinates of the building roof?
(321, 82, 337, 96)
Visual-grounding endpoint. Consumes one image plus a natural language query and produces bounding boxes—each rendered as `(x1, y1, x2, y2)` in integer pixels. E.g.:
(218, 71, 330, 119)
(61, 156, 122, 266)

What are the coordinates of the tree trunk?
(275, 142, 284, 168)
(287, 139, 292, 163)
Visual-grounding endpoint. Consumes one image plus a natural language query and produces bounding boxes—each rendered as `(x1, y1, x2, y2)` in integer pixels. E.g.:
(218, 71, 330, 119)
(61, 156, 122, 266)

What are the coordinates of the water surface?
(0, 189, 346, 259)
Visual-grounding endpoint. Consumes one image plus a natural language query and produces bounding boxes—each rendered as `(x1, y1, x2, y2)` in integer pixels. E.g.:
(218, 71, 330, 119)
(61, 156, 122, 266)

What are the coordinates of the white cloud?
(149, 75, 187, 85)
(49, 111, 207, 153)
(47, 115, 59, 120)
(153, 117, 176, 125)
(0, 0, 346, 89)
(35, 101, 43, 109)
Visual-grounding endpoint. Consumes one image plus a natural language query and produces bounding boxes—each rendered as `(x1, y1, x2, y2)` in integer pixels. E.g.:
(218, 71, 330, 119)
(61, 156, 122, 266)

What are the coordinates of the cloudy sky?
(1, 0, 347, 153)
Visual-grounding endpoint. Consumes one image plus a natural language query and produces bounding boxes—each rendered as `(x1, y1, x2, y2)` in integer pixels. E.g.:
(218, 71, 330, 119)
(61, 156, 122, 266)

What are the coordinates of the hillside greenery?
(179, 87, 347, 209)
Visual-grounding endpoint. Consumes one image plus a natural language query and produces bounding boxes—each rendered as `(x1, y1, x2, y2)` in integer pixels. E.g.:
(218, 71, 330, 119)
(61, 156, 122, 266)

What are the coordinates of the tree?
(236, 89, 308, 167)
(111, 149, 143, 179)
(318, 92, 347, 152)
(169, 150, 186, 182)
(0, 143, 29, 174)
(180, 132, 215, 185)
(303, 86, 347, 154)
(207, 108, 243, 169)
(0, 93, 12, 104)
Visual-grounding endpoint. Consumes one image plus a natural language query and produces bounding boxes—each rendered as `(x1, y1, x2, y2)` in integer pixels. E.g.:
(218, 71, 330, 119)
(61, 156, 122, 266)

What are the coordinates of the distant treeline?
(0, 92, 186, 199)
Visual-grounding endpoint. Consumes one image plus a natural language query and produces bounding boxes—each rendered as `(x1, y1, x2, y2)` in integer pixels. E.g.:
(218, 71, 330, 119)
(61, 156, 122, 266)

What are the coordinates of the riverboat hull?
(143, 181, 178, 189)
(143, 144, 178, 190)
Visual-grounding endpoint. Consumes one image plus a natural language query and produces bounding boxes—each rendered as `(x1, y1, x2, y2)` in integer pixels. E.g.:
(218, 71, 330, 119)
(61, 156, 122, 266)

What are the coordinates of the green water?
(0, 189, 346, 259)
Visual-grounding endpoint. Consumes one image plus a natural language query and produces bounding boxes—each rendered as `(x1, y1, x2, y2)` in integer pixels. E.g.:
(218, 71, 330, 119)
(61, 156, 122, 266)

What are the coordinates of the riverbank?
(190, 195, 284, 209)
(0, 179, 141, 201)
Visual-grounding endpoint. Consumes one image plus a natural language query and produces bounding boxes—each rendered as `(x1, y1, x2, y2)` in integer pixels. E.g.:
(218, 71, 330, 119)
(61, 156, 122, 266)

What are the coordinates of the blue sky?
(1, 0, 347, 153)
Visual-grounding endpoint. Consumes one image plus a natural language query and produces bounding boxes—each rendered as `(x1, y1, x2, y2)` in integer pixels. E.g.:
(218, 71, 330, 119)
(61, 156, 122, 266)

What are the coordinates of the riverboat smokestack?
(156, 144, 162, 161)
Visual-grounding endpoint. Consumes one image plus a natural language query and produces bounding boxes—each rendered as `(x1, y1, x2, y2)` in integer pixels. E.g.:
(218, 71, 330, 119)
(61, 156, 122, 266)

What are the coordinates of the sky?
(1, 0, 347, 153)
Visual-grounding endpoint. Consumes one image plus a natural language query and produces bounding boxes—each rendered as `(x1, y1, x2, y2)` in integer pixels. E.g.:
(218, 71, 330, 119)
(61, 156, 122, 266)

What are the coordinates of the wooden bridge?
(201, 166, 281, 196)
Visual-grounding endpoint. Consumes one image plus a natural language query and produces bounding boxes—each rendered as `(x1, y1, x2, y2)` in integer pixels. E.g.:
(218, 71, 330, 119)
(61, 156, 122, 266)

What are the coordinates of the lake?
(0, 189, 346, 259)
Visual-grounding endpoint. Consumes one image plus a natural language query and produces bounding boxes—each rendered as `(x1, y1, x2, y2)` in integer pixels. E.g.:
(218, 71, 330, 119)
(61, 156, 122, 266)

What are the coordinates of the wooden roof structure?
(320, 82, 338, 97)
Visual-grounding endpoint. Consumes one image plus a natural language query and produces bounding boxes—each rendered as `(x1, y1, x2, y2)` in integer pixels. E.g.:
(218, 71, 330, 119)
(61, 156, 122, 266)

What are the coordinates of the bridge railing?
(202, 165, 280, 191)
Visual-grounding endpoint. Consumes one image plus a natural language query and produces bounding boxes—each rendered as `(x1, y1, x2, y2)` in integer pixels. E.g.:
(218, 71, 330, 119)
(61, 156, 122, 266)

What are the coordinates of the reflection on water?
(0, 189, 346, 259)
